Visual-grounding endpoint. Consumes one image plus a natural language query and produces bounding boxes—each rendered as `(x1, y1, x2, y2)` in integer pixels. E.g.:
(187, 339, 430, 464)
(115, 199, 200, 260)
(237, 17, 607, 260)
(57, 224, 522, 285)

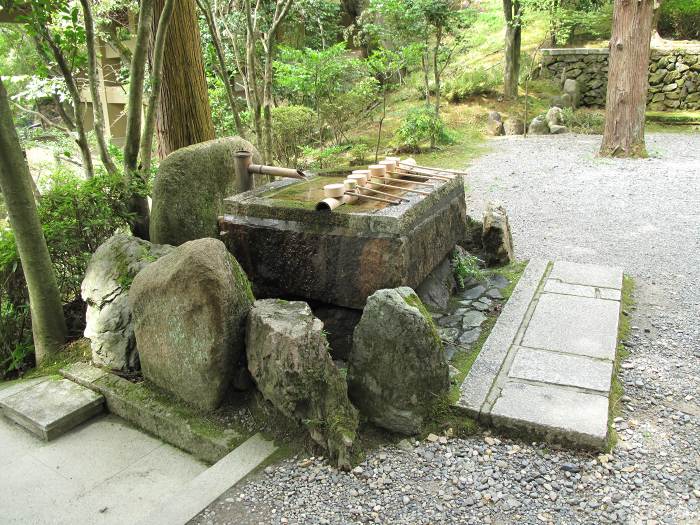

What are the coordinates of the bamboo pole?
(376, 176, 437, 187)
(360, 186, 410, 202)
(397, 166, 454, 180)
(344, 191, 400, 205)
(367, 180, 431, 196)
(393, 171, 450, 182)
(397, 162, 466, 176)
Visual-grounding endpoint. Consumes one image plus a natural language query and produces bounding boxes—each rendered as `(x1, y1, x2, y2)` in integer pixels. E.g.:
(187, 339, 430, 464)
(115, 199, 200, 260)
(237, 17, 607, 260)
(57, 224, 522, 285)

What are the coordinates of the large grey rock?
(486, 111, 505, 136)
(563, 78, 581, 108)
(546, 106, 564, 127)
(129, 238, 254, 411)
(416, 251, 458, 311)
(81, 234, 173, 372)
(150, 136, 262, 246)
(549, 124, 568, 134)
(348, 287, 449, 435)
(528, 116, 550, 135)
(482, 201, 515, 267)
(246, 299, 358, 468)
(504, 118, 525, 135)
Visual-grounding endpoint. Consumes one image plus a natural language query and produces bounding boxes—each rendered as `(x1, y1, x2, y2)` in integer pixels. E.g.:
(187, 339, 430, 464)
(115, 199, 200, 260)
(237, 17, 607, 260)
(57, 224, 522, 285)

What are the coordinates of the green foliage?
(302, 144, 347, 170)
(394, 107, 452, 151)
(561, 107, 605, 134)
(444, 66, 503, 102)
(348, 143, 370, 165)
(523, 0, 611, 44)
(452, 251, 484, 289)
(658, 0, 700, 40)
(286, 0, 343, 49)
(0, 168, 132, 378)
(271, 105, 317, 166)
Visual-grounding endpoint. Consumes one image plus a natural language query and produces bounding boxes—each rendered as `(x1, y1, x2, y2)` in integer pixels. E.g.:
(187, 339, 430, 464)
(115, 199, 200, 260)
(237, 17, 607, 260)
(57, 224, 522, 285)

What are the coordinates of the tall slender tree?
(600, 0, 656, 158)
(503, 0, 522, 100)
(0, 78, 66, 365)
(150, 0, 215, 158)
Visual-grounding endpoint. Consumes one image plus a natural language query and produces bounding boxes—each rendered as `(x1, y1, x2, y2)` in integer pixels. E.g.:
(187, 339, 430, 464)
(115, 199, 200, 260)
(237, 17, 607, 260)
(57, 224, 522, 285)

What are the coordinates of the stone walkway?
(458, 259, 623, 448)
(0, 379, 207, 525)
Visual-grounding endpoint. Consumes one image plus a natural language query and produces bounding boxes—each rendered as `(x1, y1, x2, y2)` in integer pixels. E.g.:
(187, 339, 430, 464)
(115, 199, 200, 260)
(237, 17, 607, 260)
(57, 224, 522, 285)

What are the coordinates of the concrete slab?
(0, 377, 49, 402)
(137, 433, 277, 525)
(549, 260, 623, 289)
(490, 381, 609, 448)
(456, 259, 549, 416)
(509, 346, 613, 392)
(0, 378, 104, 441)
(522, 293, 620, 360)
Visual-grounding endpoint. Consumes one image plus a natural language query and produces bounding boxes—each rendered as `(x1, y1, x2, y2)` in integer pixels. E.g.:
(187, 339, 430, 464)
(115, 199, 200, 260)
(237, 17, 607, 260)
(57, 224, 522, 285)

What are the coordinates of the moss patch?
(23, 339, 91, 380)
(606, 274, 635, 452)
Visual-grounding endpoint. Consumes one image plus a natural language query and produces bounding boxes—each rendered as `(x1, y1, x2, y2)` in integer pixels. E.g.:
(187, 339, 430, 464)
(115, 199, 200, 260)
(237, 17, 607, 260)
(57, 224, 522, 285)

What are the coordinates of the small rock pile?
(528, 107, 568, 136)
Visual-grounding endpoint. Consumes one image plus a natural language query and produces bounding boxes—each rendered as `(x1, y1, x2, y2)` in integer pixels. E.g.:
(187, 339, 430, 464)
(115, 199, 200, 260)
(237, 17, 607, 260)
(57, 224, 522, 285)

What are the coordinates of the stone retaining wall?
(540, 47, 700, 111)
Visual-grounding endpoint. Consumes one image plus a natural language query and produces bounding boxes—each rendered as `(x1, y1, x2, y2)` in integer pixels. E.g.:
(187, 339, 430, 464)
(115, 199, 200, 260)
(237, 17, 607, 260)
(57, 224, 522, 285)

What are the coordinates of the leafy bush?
(445, 67, 502, 103)
(302, 144, 347, 170)
(394, 107, 452, 152)
(271, 105, 317, 166)
(658, 0, 700, 40)
(561, 107, 605, 134)
(452, 251, 483, 289)
(348, 143, 370, 165)
(0, 168, 132, 378)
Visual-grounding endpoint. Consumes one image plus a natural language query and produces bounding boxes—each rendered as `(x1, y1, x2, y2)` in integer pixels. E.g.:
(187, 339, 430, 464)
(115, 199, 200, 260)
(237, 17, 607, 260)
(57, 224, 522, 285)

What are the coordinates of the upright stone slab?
(246, 299, 358, 468)
(129, 238, 254, 411)
(348, 287, 449, 435)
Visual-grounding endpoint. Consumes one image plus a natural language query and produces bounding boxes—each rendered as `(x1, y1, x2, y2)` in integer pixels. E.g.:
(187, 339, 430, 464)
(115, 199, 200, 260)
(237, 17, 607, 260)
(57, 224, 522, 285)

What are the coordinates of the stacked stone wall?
(540, 47, 700, 111)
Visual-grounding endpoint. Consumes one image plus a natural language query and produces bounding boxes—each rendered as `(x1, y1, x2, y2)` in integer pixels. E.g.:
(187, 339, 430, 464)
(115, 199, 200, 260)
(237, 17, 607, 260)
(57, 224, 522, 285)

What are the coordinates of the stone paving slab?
(0, 378, 104, 441)
(490, 381, 609, 449)
(456, 259, 623, 449)
(521, 293, 620, 360)
(509, 346, 613, 392)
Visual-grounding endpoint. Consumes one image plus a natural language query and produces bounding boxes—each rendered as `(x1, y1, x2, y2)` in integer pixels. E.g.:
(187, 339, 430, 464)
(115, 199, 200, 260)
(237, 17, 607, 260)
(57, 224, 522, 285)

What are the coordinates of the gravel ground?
(191, 133, 700, 525)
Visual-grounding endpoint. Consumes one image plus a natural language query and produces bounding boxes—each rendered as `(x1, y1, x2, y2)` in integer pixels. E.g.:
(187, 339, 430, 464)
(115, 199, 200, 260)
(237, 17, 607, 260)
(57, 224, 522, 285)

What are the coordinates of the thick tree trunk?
(0, 79, 66, 365)
(123, 0, 155, 240)
(151, 0, 215, 158)
(197, 0, 245, 137)
(503, 0, 522, 100)
(600, 0, 655, 158)
(140, 0, 175, 176)
(80, 0, 118, 176)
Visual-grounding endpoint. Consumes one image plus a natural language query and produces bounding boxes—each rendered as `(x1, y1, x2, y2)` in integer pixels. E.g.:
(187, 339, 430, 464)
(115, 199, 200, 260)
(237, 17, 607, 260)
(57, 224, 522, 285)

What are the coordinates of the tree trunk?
(197, 0, 245, 137)
(262, 42, 275, 163)
(151, 0, 215, 158)
(433, 28, 442, 120)
(123, 0, 155, 240)
(80, 0, 118, 176)
(600, 0, 655, 158)
(421, 49, 431, 106)
(39, 31, 95, 178)
(503, 0, 522, 100)
(140, 0, 175, 176)
(0, 79, 66, 365)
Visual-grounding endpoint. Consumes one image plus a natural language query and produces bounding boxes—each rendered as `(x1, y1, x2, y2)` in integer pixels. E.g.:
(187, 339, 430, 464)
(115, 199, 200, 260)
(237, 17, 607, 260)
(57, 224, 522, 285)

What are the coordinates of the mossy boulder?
(150, 136, 262, 246)
(347, 287, 449, 435)
(129, 238, 254, 411)
(246, 299, 359, 469)
(81, 234, 173, 372)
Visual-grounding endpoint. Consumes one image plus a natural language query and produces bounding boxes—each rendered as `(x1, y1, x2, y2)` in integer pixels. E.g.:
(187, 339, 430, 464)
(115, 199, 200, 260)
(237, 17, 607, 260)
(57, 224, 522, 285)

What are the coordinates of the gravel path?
(192, 133, 700, 525)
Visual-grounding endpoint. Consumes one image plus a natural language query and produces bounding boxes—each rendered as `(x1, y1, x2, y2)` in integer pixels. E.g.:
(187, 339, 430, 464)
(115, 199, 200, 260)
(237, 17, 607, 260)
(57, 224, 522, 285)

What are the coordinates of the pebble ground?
(191, 133, 699, 525)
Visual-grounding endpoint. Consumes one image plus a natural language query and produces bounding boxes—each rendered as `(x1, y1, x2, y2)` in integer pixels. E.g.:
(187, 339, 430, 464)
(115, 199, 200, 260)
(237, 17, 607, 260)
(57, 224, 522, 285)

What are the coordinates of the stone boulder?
(563, 78, 581, 108)
(482, 201, 515, 267)
(486, 111, 505, 136)
(546, 106, 564, 127)
(504, 118, 525, 135)
(150, 136, 262, 246)
(246, 299, 358, 468)
(129, 238, 254, 410)
(81, 234, 173, 372)
(528, 116, 549, 135)
(416, 254, 456, 311)
(348, 287, 449, 435)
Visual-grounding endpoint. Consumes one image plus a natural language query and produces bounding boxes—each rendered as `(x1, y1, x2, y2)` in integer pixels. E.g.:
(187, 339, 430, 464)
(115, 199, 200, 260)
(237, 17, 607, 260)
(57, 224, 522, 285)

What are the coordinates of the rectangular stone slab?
(549, 260, 623, 290)
(220, 174, 467, 309)
(0, 379, 104, 441)
(508, 346, 613, 392)
(521, 293, 620, 360)
(490, 381, 609, 449)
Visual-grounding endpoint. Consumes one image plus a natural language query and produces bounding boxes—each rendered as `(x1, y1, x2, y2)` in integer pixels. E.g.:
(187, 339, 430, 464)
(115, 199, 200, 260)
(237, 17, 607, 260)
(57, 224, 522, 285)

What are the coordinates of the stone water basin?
(219, 172, 467, 309)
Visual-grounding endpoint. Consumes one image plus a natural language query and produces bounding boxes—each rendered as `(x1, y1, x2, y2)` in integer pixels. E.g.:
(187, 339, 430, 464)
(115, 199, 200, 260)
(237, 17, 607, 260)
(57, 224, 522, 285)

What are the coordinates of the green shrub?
(0, 168, 132, 378)
(561, 107, 605, 134)
(452, 251, 483, 289)
(658, 0, 700, 40)
(445, 67, 502, 103)
(302, 144, 348, 170)
(348, 143, 370, 165)
(271, 105, 317, 166)
(394, 107, 452, 152)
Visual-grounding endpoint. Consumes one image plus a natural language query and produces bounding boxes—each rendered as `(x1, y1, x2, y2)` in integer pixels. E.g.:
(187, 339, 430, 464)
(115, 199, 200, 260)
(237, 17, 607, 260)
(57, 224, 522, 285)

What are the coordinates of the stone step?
(456, 259, 623, 449)
(0, 377, 104, 441)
